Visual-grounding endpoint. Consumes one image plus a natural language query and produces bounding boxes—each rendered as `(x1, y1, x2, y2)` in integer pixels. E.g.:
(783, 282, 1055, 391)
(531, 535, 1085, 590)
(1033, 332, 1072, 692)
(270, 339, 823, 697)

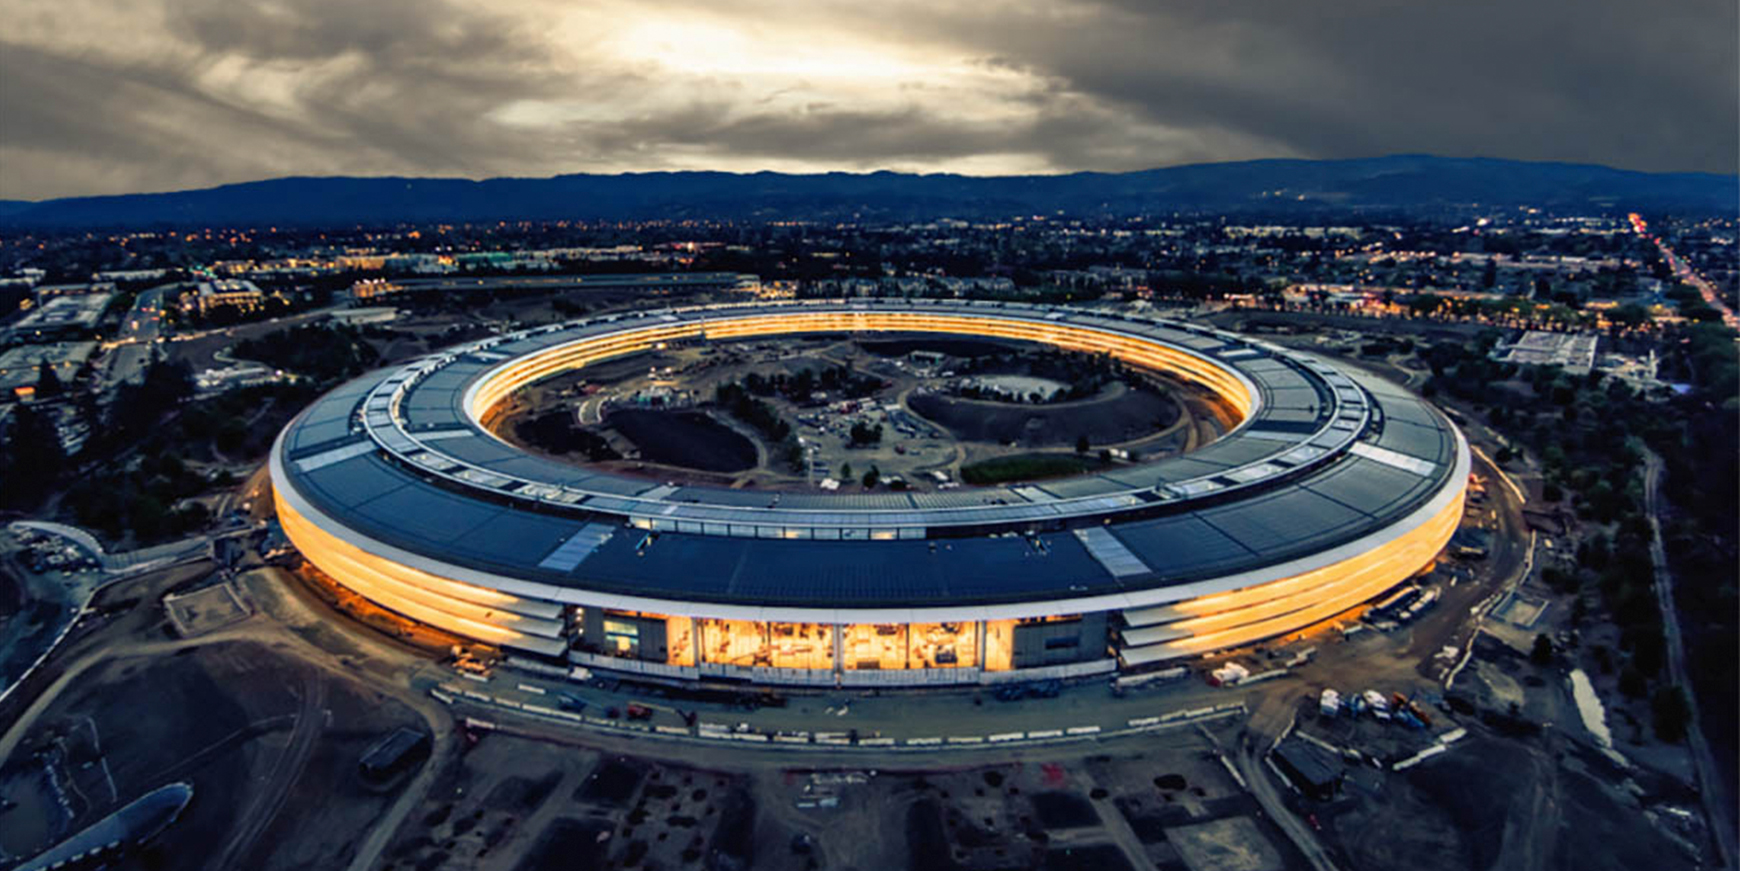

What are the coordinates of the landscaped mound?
(606, 409, 757, 472)
(907, 384, 1179, 448)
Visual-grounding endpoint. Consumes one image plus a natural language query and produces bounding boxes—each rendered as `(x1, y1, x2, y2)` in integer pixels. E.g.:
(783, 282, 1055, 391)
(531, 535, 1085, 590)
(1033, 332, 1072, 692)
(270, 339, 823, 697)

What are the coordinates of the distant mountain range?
(1, 155, 1732, 228)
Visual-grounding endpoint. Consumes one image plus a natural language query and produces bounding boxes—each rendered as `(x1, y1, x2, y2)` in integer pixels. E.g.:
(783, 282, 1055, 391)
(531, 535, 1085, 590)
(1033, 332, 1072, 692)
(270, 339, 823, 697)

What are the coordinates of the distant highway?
(101, 285, 169, 388)
(1629, 213, 1738, 329)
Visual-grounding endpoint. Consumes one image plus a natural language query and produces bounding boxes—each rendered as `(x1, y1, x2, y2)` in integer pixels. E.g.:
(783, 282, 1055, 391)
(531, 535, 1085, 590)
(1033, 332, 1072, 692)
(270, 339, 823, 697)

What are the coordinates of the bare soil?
(1, 639, 421, 871)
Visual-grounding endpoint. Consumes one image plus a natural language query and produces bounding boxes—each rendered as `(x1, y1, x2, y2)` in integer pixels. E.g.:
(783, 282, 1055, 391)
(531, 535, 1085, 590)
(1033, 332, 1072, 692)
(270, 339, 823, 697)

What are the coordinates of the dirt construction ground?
(0, 636, 426, 871)
(374, 722, 1310, 871)
(0, 551, 1715, 871)
(0, 406, 1721, 871)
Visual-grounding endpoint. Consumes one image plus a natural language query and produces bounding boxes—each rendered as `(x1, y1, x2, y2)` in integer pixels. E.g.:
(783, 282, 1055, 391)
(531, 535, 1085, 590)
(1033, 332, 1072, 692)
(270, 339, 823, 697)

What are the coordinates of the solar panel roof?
(280, 300, 1466, 607)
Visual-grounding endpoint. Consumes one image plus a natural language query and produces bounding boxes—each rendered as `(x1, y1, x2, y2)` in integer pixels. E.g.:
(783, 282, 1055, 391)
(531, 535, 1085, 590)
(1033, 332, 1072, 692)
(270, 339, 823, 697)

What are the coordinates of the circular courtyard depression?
(270, 299, 1469, 686)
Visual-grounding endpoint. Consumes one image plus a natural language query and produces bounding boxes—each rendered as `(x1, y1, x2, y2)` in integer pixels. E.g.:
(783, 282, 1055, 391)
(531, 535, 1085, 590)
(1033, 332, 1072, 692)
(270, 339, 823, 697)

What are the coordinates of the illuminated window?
(701, 619, 833, 670)
(666, 615, 696, 666)
(603, 619, 641, 656)
(984, 620, 1015, 671)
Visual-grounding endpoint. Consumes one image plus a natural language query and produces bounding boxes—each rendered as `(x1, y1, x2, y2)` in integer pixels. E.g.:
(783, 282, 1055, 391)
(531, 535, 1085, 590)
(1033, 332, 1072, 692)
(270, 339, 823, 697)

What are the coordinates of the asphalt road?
(0, 550, 85, 697)
(100, 286, 167, 388)
(1225, 729, 1341, 871)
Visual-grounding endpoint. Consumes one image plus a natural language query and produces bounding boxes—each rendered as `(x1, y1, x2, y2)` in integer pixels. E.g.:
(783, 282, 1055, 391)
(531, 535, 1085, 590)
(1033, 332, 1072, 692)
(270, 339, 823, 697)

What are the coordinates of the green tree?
(839, 462, 852, 483)
(1608, 303, 1651, 329)
(1075, 433, 1090, 454)
(849, 421, 883, 445)
(35, 360, 63, 398)
(1618, 665, 1648, 699)
(1530, 633, 1554, 666)
(0, 406, 66, 509)
(148, 353, 193, 403)
(1651, 685, 1690, 743)
(862, 465, 880, 489)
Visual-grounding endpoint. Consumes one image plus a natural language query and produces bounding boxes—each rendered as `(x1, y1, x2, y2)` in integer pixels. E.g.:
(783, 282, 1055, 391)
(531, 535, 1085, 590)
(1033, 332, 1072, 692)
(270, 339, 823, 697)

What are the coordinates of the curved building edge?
(335, 300, 1380, 536)
(270, 420, 1469, 684)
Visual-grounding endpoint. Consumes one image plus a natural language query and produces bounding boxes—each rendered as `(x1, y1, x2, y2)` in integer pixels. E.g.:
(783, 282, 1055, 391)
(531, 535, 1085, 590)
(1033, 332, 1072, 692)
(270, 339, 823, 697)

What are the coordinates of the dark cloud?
(0, 41, 325, 194)
(1, 0, 1733, 199)
(916, 0, 1740, 173)
(0, 0, 623, 196)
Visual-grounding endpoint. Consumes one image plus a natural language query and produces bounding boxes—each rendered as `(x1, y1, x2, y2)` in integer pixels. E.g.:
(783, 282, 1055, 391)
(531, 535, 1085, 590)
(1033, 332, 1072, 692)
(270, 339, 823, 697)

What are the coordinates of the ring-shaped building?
(270, 299, 1468, 686)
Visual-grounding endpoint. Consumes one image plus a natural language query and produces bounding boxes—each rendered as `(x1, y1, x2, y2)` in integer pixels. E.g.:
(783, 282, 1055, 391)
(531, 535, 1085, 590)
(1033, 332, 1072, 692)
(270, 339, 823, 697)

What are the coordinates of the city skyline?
(3, 0, 1736, 200)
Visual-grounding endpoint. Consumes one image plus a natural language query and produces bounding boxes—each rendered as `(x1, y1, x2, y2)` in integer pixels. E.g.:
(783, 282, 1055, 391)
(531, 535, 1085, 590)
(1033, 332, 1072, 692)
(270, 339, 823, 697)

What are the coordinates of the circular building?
(270, 299, 1468, 687)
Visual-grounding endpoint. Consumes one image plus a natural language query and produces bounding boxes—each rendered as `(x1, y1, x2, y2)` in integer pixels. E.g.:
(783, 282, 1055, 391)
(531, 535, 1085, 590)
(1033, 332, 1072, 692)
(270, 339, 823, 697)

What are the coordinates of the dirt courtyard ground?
(490, 332, 1226, 491)
(162, 581, 253, 637)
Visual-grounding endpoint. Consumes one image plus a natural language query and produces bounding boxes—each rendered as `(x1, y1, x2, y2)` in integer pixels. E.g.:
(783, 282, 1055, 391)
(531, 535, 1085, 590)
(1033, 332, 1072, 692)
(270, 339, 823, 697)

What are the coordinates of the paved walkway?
(409, 631, 1414, 753)
(0, 523, 227, 708)
(429, 668, 1252, 752)
(10, 520, 214, 573)
(1643, 451, 1734, 867)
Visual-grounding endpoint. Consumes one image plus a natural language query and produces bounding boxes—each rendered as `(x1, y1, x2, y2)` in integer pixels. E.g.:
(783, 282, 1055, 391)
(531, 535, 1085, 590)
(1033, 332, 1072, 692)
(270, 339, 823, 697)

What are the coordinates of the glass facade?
(699, 619, 834, 670)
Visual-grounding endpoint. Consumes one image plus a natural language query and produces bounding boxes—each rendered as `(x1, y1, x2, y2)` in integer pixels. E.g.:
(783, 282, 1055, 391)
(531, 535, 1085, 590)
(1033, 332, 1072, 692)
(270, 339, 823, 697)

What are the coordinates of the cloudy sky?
(2, 0, 1735, 199)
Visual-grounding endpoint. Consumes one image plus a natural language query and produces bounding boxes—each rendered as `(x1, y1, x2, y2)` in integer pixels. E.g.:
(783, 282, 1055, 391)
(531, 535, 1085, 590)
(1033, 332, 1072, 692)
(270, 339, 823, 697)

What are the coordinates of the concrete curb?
(430, 683, 1246, 752)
